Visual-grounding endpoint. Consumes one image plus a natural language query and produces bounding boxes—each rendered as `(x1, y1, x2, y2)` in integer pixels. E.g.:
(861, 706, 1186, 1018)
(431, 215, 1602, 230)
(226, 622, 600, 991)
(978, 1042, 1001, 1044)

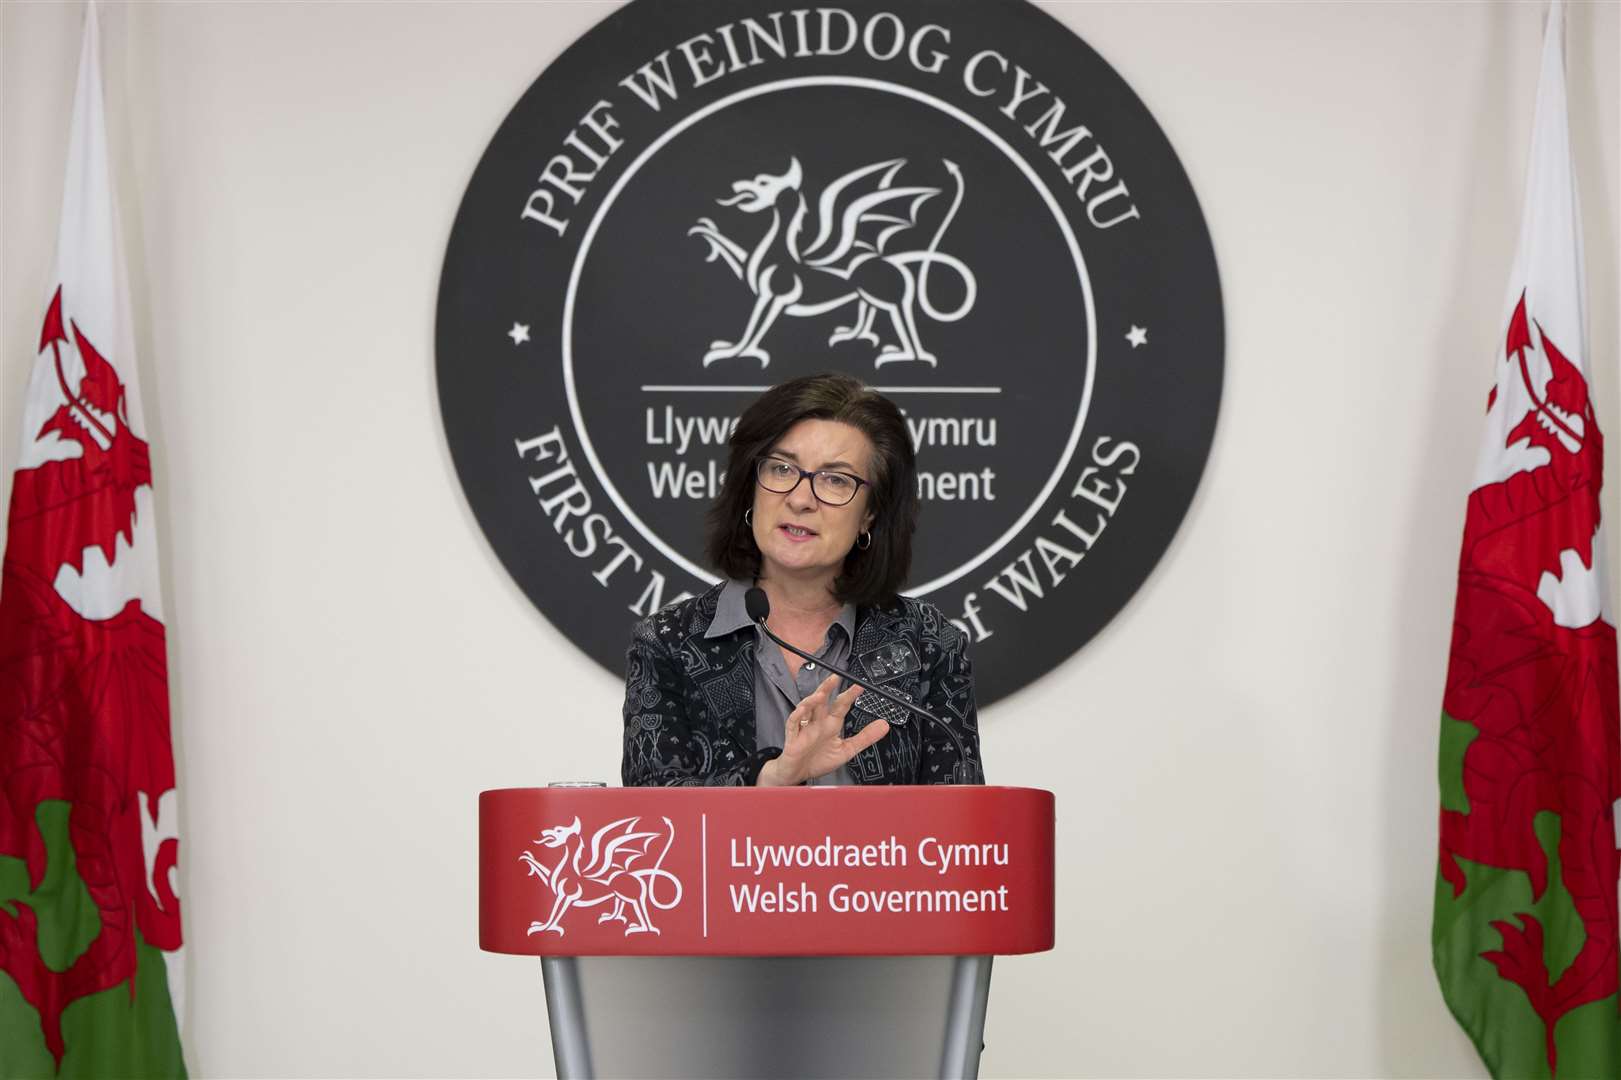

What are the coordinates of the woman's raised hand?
(757, 674, 890, 787)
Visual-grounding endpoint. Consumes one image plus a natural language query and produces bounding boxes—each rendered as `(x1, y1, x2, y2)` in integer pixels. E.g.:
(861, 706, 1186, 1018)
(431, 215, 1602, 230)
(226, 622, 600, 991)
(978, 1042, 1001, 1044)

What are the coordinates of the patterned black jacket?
(621, 583, 983, 787)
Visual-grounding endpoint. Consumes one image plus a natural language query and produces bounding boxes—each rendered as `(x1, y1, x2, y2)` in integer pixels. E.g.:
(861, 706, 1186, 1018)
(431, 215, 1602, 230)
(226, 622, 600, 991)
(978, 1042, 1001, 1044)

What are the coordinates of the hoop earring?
(856, 530, 872, 550)
(744, 509, 753, 526)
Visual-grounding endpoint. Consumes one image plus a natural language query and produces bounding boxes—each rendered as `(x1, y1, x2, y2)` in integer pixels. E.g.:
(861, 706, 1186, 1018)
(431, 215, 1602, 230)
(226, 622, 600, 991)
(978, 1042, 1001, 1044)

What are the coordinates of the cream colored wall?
(2, 2, 1617, 1076)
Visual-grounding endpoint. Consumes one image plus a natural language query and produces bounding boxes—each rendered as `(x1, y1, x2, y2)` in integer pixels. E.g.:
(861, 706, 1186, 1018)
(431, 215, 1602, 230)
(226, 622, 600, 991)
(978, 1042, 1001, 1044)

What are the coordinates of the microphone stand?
(751, 613, 938, 726)
(747, 594, 972, 783)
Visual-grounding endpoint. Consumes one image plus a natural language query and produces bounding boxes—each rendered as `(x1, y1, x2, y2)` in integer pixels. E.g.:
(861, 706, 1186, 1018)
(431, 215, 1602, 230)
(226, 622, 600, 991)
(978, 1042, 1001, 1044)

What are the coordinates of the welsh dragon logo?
(1438, 291, 1618, 1074)
(0, 287, 182, 1067)
(688, 157, 977, 367)
(520, 815, 682, 937)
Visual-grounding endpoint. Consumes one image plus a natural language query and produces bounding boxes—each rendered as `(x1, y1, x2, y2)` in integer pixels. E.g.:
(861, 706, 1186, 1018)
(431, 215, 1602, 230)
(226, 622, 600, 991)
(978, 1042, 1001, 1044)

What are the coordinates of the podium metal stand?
(481, 787, 1053, 1079)
(540, 954, 991, 1079)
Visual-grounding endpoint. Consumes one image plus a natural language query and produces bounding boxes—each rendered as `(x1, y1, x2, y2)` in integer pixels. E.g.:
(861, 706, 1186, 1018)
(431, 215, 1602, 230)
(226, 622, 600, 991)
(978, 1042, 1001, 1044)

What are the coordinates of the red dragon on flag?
(0, 287, 183, 1068)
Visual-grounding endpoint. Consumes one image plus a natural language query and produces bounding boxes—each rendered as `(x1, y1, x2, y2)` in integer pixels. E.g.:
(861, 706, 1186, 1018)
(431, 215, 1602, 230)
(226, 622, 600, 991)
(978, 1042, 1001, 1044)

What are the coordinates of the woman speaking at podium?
(621, 373, 983, 788)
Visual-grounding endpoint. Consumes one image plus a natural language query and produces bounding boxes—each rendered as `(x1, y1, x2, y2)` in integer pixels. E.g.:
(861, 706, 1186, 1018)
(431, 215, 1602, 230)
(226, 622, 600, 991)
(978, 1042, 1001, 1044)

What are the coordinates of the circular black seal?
(437, 0, 1223, 707)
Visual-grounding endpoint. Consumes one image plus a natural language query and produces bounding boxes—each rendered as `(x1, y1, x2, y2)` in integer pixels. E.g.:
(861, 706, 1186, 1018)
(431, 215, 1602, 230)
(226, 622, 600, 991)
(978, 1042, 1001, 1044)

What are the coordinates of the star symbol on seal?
(507, 322, 531, 346)
(1126, 325, 1148, 349)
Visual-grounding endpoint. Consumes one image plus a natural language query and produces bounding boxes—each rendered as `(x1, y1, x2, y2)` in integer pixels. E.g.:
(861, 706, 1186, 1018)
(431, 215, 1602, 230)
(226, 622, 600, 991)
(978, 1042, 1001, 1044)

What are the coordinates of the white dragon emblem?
(519, 815, 682, 937)
(688, 157, 977, 367)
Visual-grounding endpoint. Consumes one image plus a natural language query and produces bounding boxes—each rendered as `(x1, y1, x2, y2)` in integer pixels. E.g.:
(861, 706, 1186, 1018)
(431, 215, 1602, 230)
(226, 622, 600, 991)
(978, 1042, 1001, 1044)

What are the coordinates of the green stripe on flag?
(1433, 793, 1616, 1078)
(1437, 710, 1476, 815)
(0, 801, 184, 1078)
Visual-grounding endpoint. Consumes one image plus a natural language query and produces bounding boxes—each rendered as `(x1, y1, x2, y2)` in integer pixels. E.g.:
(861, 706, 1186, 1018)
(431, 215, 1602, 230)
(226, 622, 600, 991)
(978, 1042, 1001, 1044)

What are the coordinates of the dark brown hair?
(705, 372, 917, 607)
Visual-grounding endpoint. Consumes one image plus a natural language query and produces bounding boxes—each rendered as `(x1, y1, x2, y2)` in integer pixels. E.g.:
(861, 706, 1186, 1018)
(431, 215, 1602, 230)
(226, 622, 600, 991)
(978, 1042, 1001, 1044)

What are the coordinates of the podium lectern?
(481, 786, 1054, 1079)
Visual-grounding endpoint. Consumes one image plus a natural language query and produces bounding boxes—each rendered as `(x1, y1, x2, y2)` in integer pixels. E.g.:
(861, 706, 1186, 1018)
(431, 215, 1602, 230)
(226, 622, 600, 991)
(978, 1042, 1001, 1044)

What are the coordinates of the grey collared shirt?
(706, 579, 857, 787)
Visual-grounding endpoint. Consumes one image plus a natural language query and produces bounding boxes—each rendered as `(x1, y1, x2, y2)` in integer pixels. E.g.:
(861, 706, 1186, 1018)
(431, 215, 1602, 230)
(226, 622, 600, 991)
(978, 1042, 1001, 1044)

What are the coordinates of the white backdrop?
(3, 2, 1618, 1077)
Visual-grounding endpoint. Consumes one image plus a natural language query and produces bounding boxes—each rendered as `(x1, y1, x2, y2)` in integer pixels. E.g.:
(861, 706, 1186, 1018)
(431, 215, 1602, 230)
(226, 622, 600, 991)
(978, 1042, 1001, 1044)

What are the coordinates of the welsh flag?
(1433, 1, 1621, 1076)
(0, 5, 186, 1076)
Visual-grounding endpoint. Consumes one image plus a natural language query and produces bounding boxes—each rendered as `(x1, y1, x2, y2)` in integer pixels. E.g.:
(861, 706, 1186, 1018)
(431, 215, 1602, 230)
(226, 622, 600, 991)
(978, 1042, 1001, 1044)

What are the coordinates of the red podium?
(481, 786, 1054, 1078)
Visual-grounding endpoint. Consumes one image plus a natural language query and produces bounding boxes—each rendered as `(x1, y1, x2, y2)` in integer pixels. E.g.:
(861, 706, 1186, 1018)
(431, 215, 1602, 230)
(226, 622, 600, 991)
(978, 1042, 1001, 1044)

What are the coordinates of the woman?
(621, 372, 983, 787)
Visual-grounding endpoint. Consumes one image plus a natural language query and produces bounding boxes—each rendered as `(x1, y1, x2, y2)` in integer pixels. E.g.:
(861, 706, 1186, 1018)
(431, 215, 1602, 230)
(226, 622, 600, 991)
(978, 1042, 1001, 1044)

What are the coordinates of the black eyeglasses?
(756, 456, 869, 506)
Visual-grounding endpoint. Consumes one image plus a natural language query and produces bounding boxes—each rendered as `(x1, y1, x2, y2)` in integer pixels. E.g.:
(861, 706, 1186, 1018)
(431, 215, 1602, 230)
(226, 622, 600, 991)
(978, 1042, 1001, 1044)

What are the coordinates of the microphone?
(744, 587, 940, 726)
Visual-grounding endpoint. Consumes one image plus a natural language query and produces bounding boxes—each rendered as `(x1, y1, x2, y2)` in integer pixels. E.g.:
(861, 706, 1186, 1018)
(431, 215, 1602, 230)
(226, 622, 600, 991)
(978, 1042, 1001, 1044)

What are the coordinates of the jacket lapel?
(679, 589, 759, 756)
(845, 605, 923, 784)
